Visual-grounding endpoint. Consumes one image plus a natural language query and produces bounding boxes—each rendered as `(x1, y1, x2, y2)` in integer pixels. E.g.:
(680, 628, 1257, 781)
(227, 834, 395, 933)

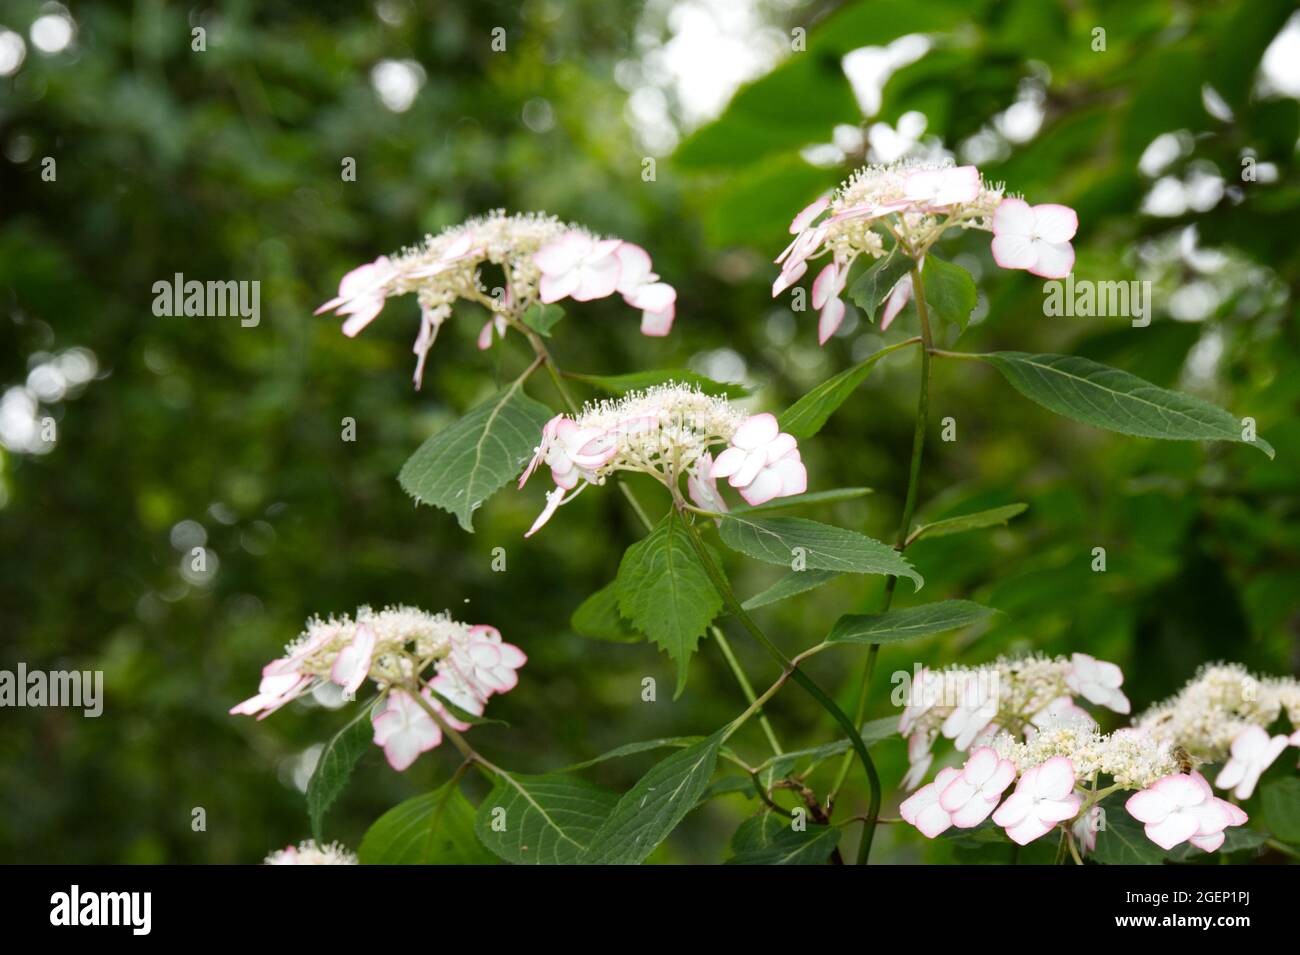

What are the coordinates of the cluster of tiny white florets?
(992, 724, 1182, 790)
(571, 384, 745, 485)
(391, 210, 569, 324)
(829, 159, 1005, 260)
(285, 605, 467, 686)
(902, 654, 1075, 740)
(1133, 663, 1300, 762)
(263, 840, 358, 865)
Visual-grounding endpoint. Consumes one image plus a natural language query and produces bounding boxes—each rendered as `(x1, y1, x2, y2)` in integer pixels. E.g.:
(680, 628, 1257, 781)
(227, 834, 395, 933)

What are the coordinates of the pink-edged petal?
(1005, 815, 1054, 846)
(524, 488, 565, 538)
(539, 269, 580, 304)
(570, 254, 622, 302)
(985, 759, 1017, 796)
(1038, 793, 1083, 824)
(913, 802, 954, 838)
(331, 625, 376, 695)
(818, 296, 846, 344)
(1027, 241, 1075, 279)
(626, 281, 676, 312)
(949, 795, 999, 829)
(1034, 757, 1076, 800)
(1032, 204, 1078, 243)
(992, 791, 1032, 828)
(990, 234, 1037, 271)
(992, 197, 1034, 236)
(1188, 831, 1225, 853)
(733, 413, 780, 450)
(709, 446, 748, 479)
(772, 259, 808, 296)
(534, 233, 588, 274)
(1144, 812, 1199, 851)
(790, 196, 830, 234)
(880, 274, 912, 331)
(812, 262, 840, 310)
(640, 302, 675, 336)
(339, 299, 385, 337)
(772, 455, 807, 496)
(962, 747, 999, 786)
(614, 243, 653, 291)
(738, 468, 783, 506)
(1125, 788, 1174, 824)
(899, 783, 937, 826)
(939, 777, 978, 813)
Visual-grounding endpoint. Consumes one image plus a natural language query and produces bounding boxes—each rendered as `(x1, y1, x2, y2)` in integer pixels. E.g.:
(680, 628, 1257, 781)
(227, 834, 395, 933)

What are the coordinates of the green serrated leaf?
(973, 352, 1275, 458)
(582, 732, 723, 864)
(778, 339, 918, 440)
(1262, 778, 1300, 844)
(520, 302, 564, 336)
(742, 569, 843, 611)
(919, 255, 977, 333)
(718, 515, 922, 589)
(847, 249, 914, 323)
(398, 384, 555, 531)
(616, 511, 723, 697)
(910, 503, 1028, 544)
(727, 813, 840, 865)
(566, 368, 749, 399)
(358, 779, 497, 865)
(560, 736, 705, 772)
(306, 697, 378, 842)
(571, 581, 643, 643)
(474, 772, 619, 865)
(827, 600, 997, 645)
(730, 487, 872, 515)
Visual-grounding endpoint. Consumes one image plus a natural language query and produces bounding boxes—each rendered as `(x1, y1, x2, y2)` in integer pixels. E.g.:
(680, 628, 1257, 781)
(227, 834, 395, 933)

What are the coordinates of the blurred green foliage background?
(1, 0, 1297, 863)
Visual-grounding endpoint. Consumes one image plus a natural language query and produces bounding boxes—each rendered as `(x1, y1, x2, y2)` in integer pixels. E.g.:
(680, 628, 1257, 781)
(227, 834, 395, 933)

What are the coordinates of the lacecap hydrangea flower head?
(230, 605, 525, 771)
(517, 383, 807, 536)
(264, 840, 357, 865)
(316, 210, 677, 387)
(773, 159, 1078, 343)
(1133, 662, 1300, 800)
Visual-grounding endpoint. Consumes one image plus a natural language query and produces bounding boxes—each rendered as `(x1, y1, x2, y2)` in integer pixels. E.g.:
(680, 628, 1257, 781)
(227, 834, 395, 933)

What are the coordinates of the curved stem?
(677, 507, 879, 828)
(830, 265, 935, 864)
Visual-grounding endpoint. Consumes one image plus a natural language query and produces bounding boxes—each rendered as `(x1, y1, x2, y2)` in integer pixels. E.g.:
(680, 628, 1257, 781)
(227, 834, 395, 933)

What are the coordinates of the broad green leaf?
(742, 569, 843, 611)
(730, 487, 872, 515)
(778, 337, 918, 439)
(616, 511, 723, 697)
(358, 780, 496, 865)
(910, 503, 1028, 544)
(566, 367, 748, 399)
(919, 255, 977, 333)
(697, 776, 757, 806)
(827, 600, 998, 645)
(973, 352, 1274, 458)
(1090, 807, 1166, 865)
(571, 581, 642, 643)
(474, 772, 618, 865)
(847, 250, 913, 324)
(718, 515, 922, 589)
(757, 717, 897, 782)
(582, 732, 723, 864)
(727, 813, 840, 865)
(306, 697, 377, 842)
(399, 384, 555, 531)
(520, 302, 563, 336)
(560, 736, 705, 772)
(1262, 778, 1300, 844)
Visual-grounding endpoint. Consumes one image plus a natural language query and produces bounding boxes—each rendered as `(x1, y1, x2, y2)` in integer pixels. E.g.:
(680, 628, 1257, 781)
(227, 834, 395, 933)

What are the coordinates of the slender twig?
(677, 505, 881, 819)
(829, 264, 935, 865)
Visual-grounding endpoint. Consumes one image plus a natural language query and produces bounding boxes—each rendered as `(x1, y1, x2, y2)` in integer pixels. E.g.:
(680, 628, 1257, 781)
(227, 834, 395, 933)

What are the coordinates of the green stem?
(830, 265, 935, 865)
(678, 507, 880, 832)
(526, 336, 786, 757)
